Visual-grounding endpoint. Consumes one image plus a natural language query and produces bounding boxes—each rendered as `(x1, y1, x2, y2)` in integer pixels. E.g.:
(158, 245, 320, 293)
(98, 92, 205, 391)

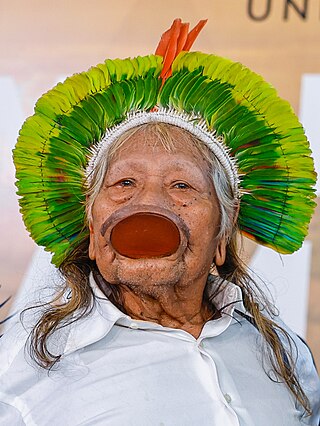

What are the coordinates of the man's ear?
(88, 222, 96, 260)
(214, 237, 227, 266)
(214, 202, 239, 266)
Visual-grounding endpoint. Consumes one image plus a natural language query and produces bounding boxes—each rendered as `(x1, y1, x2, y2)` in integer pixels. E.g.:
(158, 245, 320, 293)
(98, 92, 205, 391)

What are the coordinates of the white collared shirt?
(0, 275, 319, 425)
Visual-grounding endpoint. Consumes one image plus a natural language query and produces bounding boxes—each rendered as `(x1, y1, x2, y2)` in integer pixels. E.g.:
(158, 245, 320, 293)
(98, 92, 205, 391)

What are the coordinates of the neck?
(94, 271, 216, 338)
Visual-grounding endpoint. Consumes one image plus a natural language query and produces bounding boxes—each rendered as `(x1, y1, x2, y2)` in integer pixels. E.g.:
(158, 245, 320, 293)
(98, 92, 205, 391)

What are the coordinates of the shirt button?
(224, 393, 232, 404)
(130, 323, 139, 329)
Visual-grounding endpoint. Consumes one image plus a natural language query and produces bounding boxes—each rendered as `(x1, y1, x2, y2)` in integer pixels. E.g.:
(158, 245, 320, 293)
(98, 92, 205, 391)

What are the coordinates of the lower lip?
(110, 212, 181, 259)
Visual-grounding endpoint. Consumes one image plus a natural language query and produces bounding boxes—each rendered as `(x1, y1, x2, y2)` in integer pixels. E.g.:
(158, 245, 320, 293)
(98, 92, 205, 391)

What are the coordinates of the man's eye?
(173, 182, 190, 189)
(117, 179, 134, 187)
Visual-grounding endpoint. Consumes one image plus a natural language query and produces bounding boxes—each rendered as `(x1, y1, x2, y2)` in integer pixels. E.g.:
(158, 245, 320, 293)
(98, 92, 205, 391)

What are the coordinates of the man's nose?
(136, 180, 169, 208)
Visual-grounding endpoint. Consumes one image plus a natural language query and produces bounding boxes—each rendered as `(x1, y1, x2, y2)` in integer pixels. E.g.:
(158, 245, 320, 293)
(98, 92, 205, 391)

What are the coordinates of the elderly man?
(0, 19, 319, 425)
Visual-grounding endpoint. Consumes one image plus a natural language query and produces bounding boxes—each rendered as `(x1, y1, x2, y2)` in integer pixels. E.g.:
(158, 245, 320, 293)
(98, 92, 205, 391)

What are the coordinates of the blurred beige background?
(0, 0, 319, 364)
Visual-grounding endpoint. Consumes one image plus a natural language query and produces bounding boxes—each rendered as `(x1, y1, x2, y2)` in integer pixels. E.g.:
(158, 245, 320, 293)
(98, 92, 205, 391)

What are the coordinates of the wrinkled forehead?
(105, 122, 214, 170)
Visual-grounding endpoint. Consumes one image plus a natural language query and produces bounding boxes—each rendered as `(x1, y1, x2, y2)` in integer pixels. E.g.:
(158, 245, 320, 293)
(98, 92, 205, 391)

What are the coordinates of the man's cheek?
(95, 248, 117, 279)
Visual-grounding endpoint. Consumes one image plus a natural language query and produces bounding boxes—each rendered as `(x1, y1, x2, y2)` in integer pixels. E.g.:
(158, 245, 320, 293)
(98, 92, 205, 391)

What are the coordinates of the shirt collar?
(64, 275, 129, 354)
(198, 275, 244, 339)
(63, 273, 245, 355)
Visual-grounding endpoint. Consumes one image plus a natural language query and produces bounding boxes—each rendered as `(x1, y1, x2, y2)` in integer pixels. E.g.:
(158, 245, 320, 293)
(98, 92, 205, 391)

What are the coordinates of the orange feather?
(155, 18, 181, 57)
(183, 19, 208, 51)
(160, 19, 182, 79)
(176, 22, 190, 54)
(155, 18, 207, 85)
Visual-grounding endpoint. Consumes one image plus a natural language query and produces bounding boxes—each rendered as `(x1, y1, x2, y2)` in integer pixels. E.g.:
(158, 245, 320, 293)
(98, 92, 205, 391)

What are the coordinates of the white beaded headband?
(86, 108, 239, 197)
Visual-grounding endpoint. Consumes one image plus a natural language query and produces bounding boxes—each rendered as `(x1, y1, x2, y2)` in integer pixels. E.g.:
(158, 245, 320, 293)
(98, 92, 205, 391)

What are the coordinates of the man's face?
(89, 127, 226, 290)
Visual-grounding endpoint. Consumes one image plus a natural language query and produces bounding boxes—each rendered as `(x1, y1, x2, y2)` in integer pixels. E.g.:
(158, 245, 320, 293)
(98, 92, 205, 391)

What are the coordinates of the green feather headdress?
(13, 19, 317, 266)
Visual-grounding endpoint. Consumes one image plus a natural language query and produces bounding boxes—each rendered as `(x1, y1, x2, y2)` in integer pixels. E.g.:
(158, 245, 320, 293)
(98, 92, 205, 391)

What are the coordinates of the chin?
(98, 256, 186, 288)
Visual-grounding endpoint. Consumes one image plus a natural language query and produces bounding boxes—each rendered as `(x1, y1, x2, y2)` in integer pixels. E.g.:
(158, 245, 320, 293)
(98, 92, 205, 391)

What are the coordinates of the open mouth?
(100, 205, 189, 259)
